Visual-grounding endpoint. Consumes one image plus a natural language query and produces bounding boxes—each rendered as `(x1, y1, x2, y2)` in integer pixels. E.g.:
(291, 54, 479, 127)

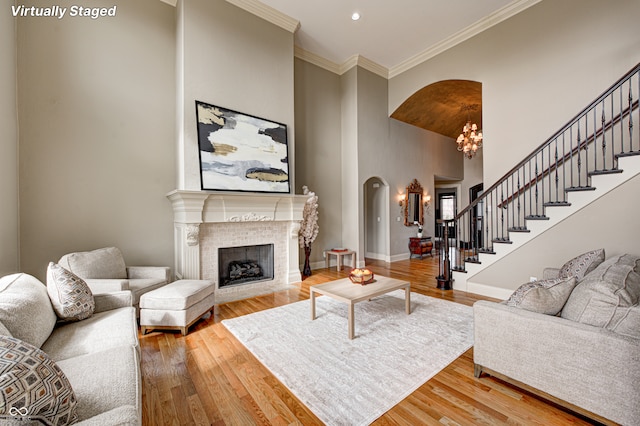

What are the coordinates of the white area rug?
(222, 290, 474, 425)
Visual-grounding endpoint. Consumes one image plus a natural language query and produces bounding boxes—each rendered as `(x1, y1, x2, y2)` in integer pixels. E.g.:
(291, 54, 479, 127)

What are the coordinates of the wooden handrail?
(497, 99, 639, 208)
(455, 62, 640, 221)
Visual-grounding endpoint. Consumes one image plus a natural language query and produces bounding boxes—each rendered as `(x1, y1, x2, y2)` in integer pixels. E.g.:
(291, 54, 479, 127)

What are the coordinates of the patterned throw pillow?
(506, 277, 577, 315)
(559, 249, 605, 281)
(0, 336, 78, 425)
(46, 262, 95, 321)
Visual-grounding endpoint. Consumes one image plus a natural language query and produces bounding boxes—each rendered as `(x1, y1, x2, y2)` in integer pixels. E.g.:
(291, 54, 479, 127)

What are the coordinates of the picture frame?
(195, 100, 290, 193)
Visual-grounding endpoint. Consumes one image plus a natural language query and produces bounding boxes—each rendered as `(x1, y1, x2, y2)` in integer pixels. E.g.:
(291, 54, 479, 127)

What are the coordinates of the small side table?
(324, 249, 356, 271)
(409, 237, 433, 259)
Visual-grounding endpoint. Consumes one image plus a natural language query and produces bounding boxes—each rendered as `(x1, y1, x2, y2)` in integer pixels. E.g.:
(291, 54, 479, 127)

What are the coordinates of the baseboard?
(462, 281, 513, 300)
(390, 253, 410, 262)
(365, 252, 390, 262)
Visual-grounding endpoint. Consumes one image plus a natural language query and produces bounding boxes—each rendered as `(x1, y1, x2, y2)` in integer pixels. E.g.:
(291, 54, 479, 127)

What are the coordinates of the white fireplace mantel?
(166, 190, 308, 302)
(167, 190, 307, 224)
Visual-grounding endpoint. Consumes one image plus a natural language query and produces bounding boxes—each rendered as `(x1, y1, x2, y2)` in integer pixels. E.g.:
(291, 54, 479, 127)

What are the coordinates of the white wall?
(0, 0, 19, 276)
(177, 0, 295, 191)
(17, 0, 176, 279)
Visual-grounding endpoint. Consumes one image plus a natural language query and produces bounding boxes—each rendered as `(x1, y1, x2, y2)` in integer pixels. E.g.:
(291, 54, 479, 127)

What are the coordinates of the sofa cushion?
(56, 345, 139, 423)
(0, 336, 78, 425)
(561, 254, 640, 334)
(558, 248, 605, 280)
(58, 247, 127, 280)
(47, 262, 95, 322)
(0, 274, 57, 348)
(505, 277, 577, 315)
(0, 322, 12, 338)
(41, 307, 138, 362)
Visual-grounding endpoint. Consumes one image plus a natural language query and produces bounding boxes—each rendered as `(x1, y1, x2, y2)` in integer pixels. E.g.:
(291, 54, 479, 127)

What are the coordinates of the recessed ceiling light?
(351, 12, 360, 21)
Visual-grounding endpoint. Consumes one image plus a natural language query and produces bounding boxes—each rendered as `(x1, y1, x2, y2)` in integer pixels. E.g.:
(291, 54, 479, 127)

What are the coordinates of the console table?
(409, 237, 433, 259)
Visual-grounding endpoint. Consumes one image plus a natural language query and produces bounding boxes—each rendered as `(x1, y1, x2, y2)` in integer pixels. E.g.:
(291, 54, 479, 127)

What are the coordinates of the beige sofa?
(0, 272, 141, 425)
(58, 246, 170, 312)
(474, 253, 640, 425)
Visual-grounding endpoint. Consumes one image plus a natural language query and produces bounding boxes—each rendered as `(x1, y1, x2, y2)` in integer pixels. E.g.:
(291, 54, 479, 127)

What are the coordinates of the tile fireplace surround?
(167, 190, 308, 304)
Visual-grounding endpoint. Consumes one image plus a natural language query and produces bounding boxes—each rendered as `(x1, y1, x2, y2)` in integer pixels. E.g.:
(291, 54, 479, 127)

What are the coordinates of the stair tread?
(565, 186, 596, 192)
(525, 215, 549, 220)
(508, 227, 530, 233)
(477, 248, 496, 255)
(492, 238, 512, 244)
(543, 201, 571, 207)
(588, 169, 623, 176)
(616, 151, 640, 158)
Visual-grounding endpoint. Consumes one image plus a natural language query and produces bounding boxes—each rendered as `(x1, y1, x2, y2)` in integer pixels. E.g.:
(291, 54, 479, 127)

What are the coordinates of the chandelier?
(456, 121, 483, 159)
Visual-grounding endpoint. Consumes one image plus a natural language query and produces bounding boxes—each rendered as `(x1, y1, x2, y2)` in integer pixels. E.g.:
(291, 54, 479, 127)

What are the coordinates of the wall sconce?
(398, 194, 405, 206)
(424, 194, 432, 215)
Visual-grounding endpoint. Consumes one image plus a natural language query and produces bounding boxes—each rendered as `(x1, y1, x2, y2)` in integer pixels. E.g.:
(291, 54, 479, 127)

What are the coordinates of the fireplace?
(167, 190, 307, 304)
(218, 244, 274, 288)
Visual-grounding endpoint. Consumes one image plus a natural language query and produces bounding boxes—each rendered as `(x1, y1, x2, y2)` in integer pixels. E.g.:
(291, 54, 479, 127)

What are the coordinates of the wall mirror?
(404, 179, 424, 226)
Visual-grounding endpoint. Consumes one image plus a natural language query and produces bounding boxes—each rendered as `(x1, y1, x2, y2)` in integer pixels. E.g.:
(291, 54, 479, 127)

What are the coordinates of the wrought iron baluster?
(534, 156, 540, 216)
(517, 169, 522, 229)
(620, 85, 625, 154)
(630, 83, 635, 152)
(577, 126, 583, 187)
(549, 139, 560, 202)
(562, 132, 567, 201)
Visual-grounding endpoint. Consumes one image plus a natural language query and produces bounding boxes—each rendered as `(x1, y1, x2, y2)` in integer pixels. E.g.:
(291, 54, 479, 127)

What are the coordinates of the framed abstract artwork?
(195, 100, 290, 193)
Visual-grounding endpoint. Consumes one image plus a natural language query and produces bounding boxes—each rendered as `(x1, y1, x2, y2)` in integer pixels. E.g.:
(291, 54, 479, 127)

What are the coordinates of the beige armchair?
(58, 247, 171, 311)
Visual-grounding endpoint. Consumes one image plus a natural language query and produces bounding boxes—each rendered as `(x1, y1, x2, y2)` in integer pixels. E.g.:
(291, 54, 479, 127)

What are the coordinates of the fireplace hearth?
(219, 244, 274, 288)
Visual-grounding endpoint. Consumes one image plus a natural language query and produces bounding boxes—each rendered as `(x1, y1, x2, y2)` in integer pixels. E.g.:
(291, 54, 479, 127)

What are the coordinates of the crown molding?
(389, 0, 542, 78)
(225, 0, 300, 33)
(294, 46, 342, 74)
(295, 48, 389, 79)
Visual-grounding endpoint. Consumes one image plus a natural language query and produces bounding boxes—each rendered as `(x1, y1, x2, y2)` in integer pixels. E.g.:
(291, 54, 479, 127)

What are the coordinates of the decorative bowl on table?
(349, 268, 374, 285)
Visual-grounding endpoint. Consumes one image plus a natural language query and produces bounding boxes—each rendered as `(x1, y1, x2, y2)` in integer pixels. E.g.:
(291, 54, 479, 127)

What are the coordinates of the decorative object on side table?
(299, 186, 319, 278)
(414, 221, 423, 238)
(349, 268, 374, 285)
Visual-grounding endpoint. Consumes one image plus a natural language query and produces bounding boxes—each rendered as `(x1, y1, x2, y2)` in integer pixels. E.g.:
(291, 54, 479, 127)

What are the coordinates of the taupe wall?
(388, 0, 640, 291)
(390, 0, 640, 188)
(0, 0, 19, 276)
(177, 0, 295, 191)
(294, 58, 343, 263)
(294, 63, 463, 266)
(473, 173, 640, 291)
(17, 0, 176, 280)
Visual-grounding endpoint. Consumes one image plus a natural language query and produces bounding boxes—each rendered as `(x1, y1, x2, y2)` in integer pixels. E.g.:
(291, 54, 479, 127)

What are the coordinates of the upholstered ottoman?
(139, 279, 215, 335)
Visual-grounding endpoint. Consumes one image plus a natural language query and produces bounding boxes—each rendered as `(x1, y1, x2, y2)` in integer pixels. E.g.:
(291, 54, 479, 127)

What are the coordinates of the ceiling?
(228, 0, 540, 139)
(253, 0, 539, 75)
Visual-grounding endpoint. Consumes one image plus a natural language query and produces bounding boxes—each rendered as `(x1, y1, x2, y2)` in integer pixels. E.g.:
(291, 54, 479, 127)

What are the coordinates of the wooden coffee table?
(310, 275, 411, 339)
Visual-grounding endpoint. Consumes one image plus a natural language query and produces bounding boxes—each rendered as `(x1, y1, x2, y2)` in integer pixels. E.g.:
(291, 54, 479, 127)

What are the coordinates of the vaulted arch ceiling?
(391, 80, 482, 139)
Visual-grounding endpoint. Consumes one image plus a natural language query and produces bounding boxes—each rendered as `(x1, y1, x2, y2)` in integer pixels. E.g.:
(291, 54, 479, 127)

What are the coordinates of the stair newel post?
(436, 219, 452, 290)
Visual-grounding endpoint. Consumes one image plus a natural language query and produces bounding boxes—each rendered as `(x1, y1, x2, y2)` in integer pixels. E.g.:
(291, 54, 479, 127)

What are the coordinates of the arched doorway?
(364, 177, 390, 262)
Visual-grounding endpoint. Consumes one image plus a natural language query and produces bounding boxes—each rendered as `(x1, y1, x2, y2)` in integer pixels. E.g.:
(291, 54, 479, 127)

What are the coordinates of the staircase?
(447, 63, 640, 297)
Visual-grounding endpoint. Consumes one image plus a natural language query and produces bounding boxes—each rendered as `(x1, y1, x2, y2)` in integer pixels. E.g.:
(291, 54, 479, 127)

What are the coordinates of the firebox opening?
(218, 244, 274, 288)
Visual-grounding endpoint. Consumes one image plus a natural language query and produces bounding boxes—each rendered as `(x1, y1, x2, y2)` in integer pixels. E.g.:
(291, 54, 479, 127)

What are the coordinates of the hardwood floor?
(140, 257, 600, 425)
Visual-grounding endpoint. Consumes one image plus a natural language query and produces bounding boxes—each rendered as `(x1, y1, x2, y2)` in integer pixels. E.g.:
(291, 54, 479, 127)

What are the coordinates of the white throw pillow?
(505, 277, 577, 315)
(47, 262, 95, 321)
(0, 273, 56, 348)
